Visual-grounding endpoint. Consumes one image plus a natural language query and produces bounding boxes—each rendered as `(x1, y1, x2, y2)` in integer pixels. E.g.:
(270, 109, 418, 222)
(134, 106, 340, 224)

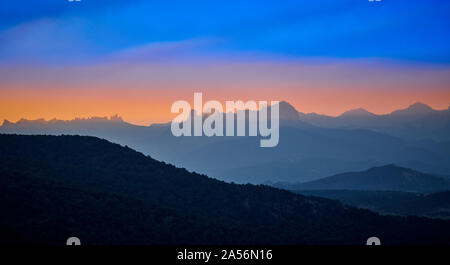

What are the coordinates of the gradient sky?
(1, 0, 449, 125)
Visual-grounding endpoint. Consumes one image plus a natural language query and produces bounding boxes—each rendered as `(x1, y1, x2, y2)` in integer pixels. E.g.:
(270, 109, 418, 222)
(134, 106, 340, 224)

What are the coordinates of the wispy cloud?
(1, 1, 449, 64)
(0, 17, 99, 64)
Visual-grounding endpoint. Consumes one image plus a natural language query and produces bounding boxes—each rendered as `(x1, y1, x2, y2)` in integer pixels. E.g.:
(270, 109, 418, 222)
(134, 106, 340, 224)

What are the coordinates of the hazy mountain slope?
(224, 158, 450, 184)
(219, 158, 384, 184)
(176, 126, 447, 181)
(299, 102, 450, 141)
(1, 102, 449, 183)
(290, 165, 450, 192)
(1, 134, 450, 244)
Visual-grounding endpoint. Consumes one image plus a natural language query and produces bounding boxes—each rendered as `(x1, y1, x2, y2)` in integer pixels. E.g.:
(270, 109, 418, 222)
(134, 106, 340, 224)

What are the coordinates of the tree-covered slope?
(294, 190, 450, 219)
(1, 134, 450, 245)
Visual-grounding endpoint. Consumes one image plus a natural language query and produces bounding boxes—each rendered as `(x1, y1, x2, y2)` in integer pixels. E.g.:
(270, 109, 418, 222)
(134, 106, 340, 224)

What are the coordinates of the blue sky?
(1, 1, 449, 124)
(0, 0, 449, 64)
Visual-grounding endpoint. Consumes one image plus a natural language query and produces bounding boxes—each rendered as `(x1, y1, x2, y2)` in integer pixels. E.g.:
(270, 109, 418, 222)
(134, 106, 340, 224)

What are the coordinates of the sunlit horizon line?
(2, 100, 449, 127)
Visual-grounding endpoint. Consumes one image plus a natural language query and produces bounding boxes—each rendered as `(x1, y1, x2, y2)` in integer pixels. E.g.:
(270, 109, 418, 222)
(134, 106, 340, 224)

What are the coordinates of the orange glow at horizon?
(1, 87, 449, 126)
(1, 59, 449, 125)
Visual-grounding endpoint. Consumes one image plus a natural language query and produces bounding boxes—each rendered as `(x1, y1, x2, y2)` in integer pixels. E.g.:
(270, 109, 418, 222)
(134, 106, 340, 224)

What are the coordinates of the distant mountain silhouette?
(2, 115, 124, 126)
(284, 165, 450, 192)
(390, 102, 435, 117)
(1, 101, 449, 184)
(298, 102, 450, 141)
(1, 134, 450, 245)
(277, 101, 301, 120)
(222, 158, 385, 184)
(340, 108, 377, 118)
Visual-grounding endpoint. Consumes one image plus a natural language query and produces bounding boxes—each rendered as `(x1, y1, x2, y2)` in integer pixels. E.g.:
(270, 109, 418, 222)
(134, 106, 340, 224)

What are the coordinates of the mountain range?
(297, 102, 450, 142)
(271, 165, 450, 219)
(1, 101, 449, 184)
(272, 164, 450, 192)
(1, 134, 450, 245)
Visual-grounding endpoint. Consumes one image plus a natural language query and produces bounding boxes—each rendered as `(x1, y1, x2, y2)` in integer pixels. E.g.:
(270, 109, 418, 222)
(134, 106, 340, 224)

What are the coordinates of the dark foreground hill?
(1, 134, 450, 245)
(290, 164, 450, 192)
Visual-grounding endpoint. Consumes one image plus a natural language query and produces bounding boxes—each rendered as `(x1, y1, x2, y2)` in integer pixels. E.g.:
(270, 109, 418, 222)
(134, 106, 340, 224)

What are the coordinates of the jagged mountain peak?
(1, 119, 13, 126)
(0, 115, 126, 127)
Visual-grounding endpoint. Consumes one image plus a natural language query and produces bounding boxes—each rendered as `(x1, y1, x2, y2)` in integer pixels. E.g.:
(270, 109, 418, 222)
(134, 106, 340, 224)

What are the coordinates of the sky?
(0, 0, 449, 125)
